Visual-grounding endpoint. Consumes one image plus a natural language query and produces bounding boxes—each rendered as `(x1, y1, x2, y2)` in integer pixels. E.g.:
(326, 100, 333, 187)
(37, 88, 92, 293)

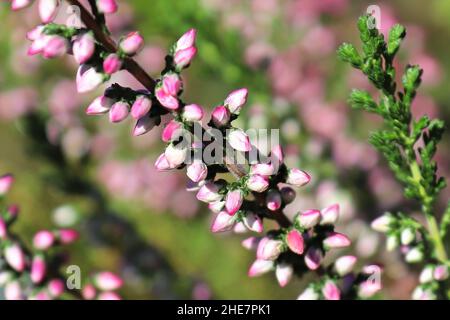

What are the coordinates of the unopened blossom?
(224, 88, 248, 115)
(247, 174, 269, 192)
(241, 236, 260, 250)
(275, 263, 293, 287)
(400, 228, 415, 245)
(162, 120, 183, 143)
(155, 85, 179, 110)
(286, 229, 304, 255)
(96, 0, 118, 14)
(31, 255, 47, 284)
(358, 280, 382, 298)
(103, 54, 122, 74)
(211, 105, 230, 127)
(225, 189, 243, 216)
(86, 95, 113, 115)
(297, 287, 319, 300)
(323, 232, 351, 249)
(197, 181, 223, 203)
(164, 143, 188, 168)
(0, 174, 14, 195)
(119, 32, 144, 55)
(133, 115, 158, 136)
(131, 96, 152, 119)
(265, 189, 281, 211)
(211, 211, 235, 233)
(334, 255, 357, 276)
(419, 266, 434, 283)
(109, 101, 130, 123)
(4, 243, 26, 272)
(386, 234, 399, 251)
(154, 153, 171, 171)
(242, 212, 263, 233)
(162, 73, 182, 96)
(0, 218, 7, 239)
(4, 281, 23, 300)
(94, 272, 123, 291)
(47, 279, 65, 298)
(57, 229, 79, 244)
(297, 209, 321, 229)
(286, 168, 311, 187)
(182, 104, 204, 122)
(371, 215, 394, 233)
(11, 0, 33, 10)
(73, 33, 95, 65)
(76, 65, 104, 93)
(39, 0, 60, 24)
(322, 281, 341, 300)
(208, 200, 225, 214)
(270, 145, 284, 165)
(434, 265, 449, 281)
(175, 28, 197, 52)
(320, 203, 339, 225)
(405, 247, 424, 263)
(304, 247, 323, 270)
(280, 187, 296, 204)
(248, 259, 274, 277)
(33, 230, 55, 250)
(174, 46, 197, 70)
(43, 36, 68, 59)
(187, 161, 208, 183)
(98, 292, 121, 300)
(249, 163, 273, 176)
(82, 284, 97, 300)
(257, 238, 283, 260)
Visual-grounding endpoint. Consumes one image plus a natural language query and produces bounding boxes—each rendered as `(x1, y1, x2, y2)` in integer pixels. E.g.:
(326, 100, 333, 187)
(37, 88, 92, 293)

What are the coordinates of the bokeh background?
(0, 0, 449, 299)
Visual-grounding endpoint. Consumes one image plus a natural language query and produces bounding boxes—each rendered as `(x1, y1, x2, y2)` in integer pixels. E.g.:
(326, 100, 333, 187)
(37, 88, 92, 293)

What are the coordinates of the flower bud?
(371, 214, 394, 233)
(257, 238, 283, 260)
(275, 263, 293, 287)
(270, 145, 284, 165)
(323, 232, 351, 249)
(98, 292, 121, 300)
(434, 265, 448, 281)
(304, 247, 323, 270)
(175, 28, 197, 52)
(182, 104, 204, 122)
(400, 228, 415, 245)
(386, 234, 399, 251)
(82, 284, 97, 300)
(320, 203, 339, 225)
(4, 281, 23, 300)
(154, 153, 171, 171)
(419, 265, 434, 284)
(133, 115, 158, 136)
(197, 181, 223, 203)
(228, 129, 251, 152)
(39, 0, 60, 24)
(225, 189, 243, 216)
(28, 34, 49, 56)
(0, 174, 14, 195)
(164, 143, 188, 168)
(94, 272, 123, 291)
(266, 189, 282, 211)
(131, 96, 152, 119)
(119, 31, 144, 55)
(162, 120, 183, 143)
(248, 259, 274, 277)
(0, 218, 7, 239)
(155, 86, 179, 110)
(187, 161, 208, 183)
(76, 65, 104, 93)
(208, 200, 225, 214)
(42, 35, 68, 59)
(322, 281, 341, 300)
(11, 0, 33, 10)
(211, 105, 230, 127)
(297, 287, 319, 300)
(103, 53, 122, 74)
(109, 101, 130, 123)
(27, 25, 45, 41)
(358, 280, 382, 298)
(286, 229, 304, 255)
(224, 88, 248, 115)
(211, 211, 235, 233)
(241, 236, 260, 250)
(96, 0, 118, 14)
(73, 33, 95, 65)
(31, 255, 47, 284)
(86, 95, 114, 115)
(4, 243, 26, 272)
(174, 46, 197, 70)
(33, 230, 55, 250)
(334, 255, 357, 276)
(297, 209, 321, 229)
(249, 163, 273, 176)
(247, 174, 269, 193)
(412, 286, 436, 300)
(405, 247, 424, 263)
(286, 168, 310, 187)
(242, 212, 263, 233)
(162, 73, 182, 97)
(233, 221, 247, 234)
(280, 187, 296, 204)
(48, 279, 65, 298)
(57, 228, 79, 244)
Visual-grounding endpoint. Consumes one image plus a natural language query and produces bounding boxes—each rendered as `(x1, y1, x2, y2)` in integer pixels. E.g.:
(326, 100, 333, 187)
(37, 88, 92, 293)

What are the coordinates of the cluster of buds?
(412, 264, 449, 300)
(0, 174, 122, 300)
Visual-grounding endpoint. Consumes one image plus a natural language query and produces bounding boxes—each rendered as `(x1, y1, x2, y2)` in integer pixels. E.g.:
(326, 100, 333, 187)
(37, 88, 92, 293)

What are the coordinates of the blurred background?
(0, 0, 449, 299)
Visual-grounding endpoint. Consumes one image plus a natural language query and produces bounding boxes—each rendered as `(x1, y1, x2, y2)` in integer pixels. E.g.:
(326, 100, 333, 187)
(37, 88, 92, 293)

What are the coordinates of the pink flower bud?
(175, 28, 197, 52)
(286, 168, 311, 187)
(103, 53, 122, 74)
(266, 189, 282, 211)
(119, 31, 144, 55)
(211, 211, 235, 233)
(0, 174, 14, 195)
(371, 215, 393, 233)
(27, 25, 45, 41)
(33, 230, 55, 250)
(228, 129, 251, 152)
(270, 144, 284, 165)
(5, 205, 19, 222)
(358, 280, 382, 298)
(297, 209, 321, 229)
(434, 265, 449, 281)
(131, 96, 152, 120)
(286, 229, 304, 255)
(182, 104, 204, 122)
(32, 291, 51, 300)
(31, 255, 47, 284)
(57, 228, 79, 244)
(323, 232, 351, 249)
(11, 0, 33, 10)
(155, 86, 179, 110)
(322, 281, 341, 300)
(197, 181, 223, 203)
(4, 243, 26, 272)
(82, 284, 97, 300)
(98, 292, 121, 300)
(48, 279, 65, 298)
(225, 190, 243, 216)
(0, 218, 7, 240)
(154, 153, 171, 171)
(208, 201, 225, 214)
(297, 287, 319, 300)
(243, 212, 263, 233)
(39, 0, 60, 24)
(334, 255, 357, 276)
(211, 105, 230, 127)
(280, 187, 296, 204)
(133, 115, 158, 136)
(246, 174, 269, 192)
(257, 238, 283, 260)
(4, 281, 23, 300)
(162, 120, 183, 143)
(320, 203, 339, 225)
(174, 46, 197, 69)
(224, 88, 248, 114)
(164, 143, 188, 168)
(249, 163, 273, 176)
(96, 0, 118, 14)
(86, 95, 114, 115)
(275, 262, 293, 287)
(304, 247, 323, 270)
(187, 161, 208, 183)
(248, 259, 274, 277)
(162, 73, 182, 97)
(241, 236, 260, 250)
(233, 222, 247, 234)
(109, 101, 130, 123)
(76, 65, 104, 93)
(94, 272, 123, 291)
(42, 35, 68, 59)
(73, 33, 95, 65)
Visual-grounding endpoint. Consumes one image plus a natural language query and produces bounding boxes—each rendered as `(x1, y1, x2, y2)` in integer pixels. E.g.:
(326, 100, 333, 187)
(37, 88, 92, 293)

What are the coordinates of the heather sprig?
(338, 15, 449, 299)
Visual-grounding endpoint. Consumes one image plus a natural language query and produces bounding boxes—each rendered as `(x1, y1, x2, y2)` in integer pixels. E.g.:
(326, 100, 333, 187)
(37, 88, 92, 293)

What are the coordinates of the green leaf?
(348, 89, 379, 113)
(387, 24, 406, 57)
(337, 43, 362, 68)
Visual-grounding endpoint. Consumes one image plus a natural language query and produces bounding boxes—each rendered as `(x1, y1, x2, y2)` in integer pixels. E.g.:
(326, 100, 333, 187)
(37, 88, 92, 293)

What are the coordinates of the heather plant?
(4, 0, 383, 300)
(338, 14, 449, 299)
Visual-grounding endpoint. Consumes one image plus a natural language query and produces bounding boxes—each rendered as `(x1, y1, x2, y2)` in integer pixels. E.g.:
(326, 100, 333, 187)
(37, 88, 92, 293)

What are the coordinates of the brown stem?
(67, 0, 293, 229)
